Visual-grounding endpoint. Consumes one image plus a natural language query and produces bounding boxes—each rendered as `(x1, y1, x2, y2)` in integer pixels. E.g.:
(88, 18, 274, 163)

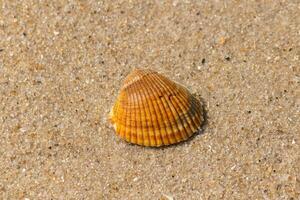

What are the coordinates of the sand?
(0, 0, 299, 199)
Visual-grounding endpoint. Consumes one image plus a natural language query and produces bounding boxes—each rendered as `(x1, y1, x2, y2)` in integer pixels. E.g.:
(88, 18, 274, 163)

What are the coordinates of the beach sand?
(0, 1, 299, 199)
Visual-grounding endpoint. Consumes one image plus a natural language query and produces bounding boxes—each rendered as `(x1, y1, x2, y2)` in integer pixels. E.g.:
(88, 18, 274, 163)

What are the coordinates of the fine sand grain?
(0, 1, 299, 199)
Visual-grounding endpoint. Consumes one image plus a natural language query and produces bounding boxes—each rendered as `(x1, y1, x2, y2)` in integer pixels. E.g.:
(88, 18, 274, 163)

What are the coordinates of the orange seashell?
(109, 68, 204, 147)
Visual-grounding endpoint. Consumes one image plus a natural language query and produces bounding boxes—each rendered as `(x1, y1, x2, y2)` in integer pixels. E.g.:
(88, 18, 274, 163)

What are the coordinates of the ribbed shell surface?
(109, 69, 204, 147)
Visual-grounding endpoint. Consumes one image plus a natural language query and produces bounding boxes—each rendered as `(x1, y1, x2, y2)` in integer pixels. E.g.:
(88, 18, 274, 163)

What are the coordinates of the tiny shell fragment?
(109, 68, 204, 147)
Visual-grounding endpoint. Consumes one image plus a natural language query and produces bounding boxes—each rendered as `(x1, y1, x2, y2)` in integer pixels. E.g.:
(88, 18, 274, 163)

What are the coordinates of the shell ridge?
(152, 73, 182, 143)
(122, 69, 144, 90)
(115, 99, 122, 134)
(161, 77, 202, 136)
(162, 84, 193, 139)
(149, 76, 186, 141)
(186, 95, 201, 131)
(117, 95, 126, 139)
(122, 69, 157, 90)
(173, 93, 195, 128)
(126, 86, 137, 143)
(120, 90, 129, 141)
(154, 75, 193, 140)
(122, 96, 128, 139)
(128, 83, 139, 144)
(137, 80, 153, 146)
(124, 88, 136, 141)
(169, 91, 195, 134)
(143, 81, 169, 146)
(190, 96, 203, 132)
(169, 94, 191, 139)
(175, 89, 200, 132)
(142, 76, 166, 146)
(146, 74, 173, 145)
(158, 76, 197, 131)
(132, 82, 145, 145)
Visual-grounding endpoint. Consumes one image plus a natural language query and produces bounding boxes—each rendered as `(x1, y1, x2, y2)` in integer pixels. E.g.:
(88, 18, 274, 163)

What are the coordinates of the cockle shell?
(109, 68, 204, 147)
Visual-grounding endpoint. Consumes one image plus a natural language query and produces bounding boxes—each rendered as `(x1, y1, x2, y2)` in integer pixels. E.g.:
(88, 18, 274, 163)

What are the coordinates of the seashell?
(109, 68, 204, 147)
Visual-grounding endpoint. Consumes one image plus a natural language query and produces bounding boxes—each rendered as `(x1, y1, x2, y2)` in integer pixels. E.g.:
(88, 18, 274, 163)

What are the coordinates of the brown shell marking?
(109, 68, 204, 147)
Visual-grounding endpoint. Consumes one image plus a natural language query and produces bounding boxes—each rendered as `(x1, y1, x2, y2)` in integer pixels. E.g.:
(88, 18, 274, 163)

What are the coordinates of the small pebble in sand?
(218, 37, 228, 45)
(225, 56, 231, 61)
(109, 68, 204, 147)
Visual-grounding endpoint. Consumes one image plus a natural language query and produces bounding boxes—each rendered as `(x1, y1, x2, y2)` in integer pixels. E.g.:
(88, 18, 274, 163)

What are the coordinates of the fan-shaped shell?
(109, 68, 204, 147)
